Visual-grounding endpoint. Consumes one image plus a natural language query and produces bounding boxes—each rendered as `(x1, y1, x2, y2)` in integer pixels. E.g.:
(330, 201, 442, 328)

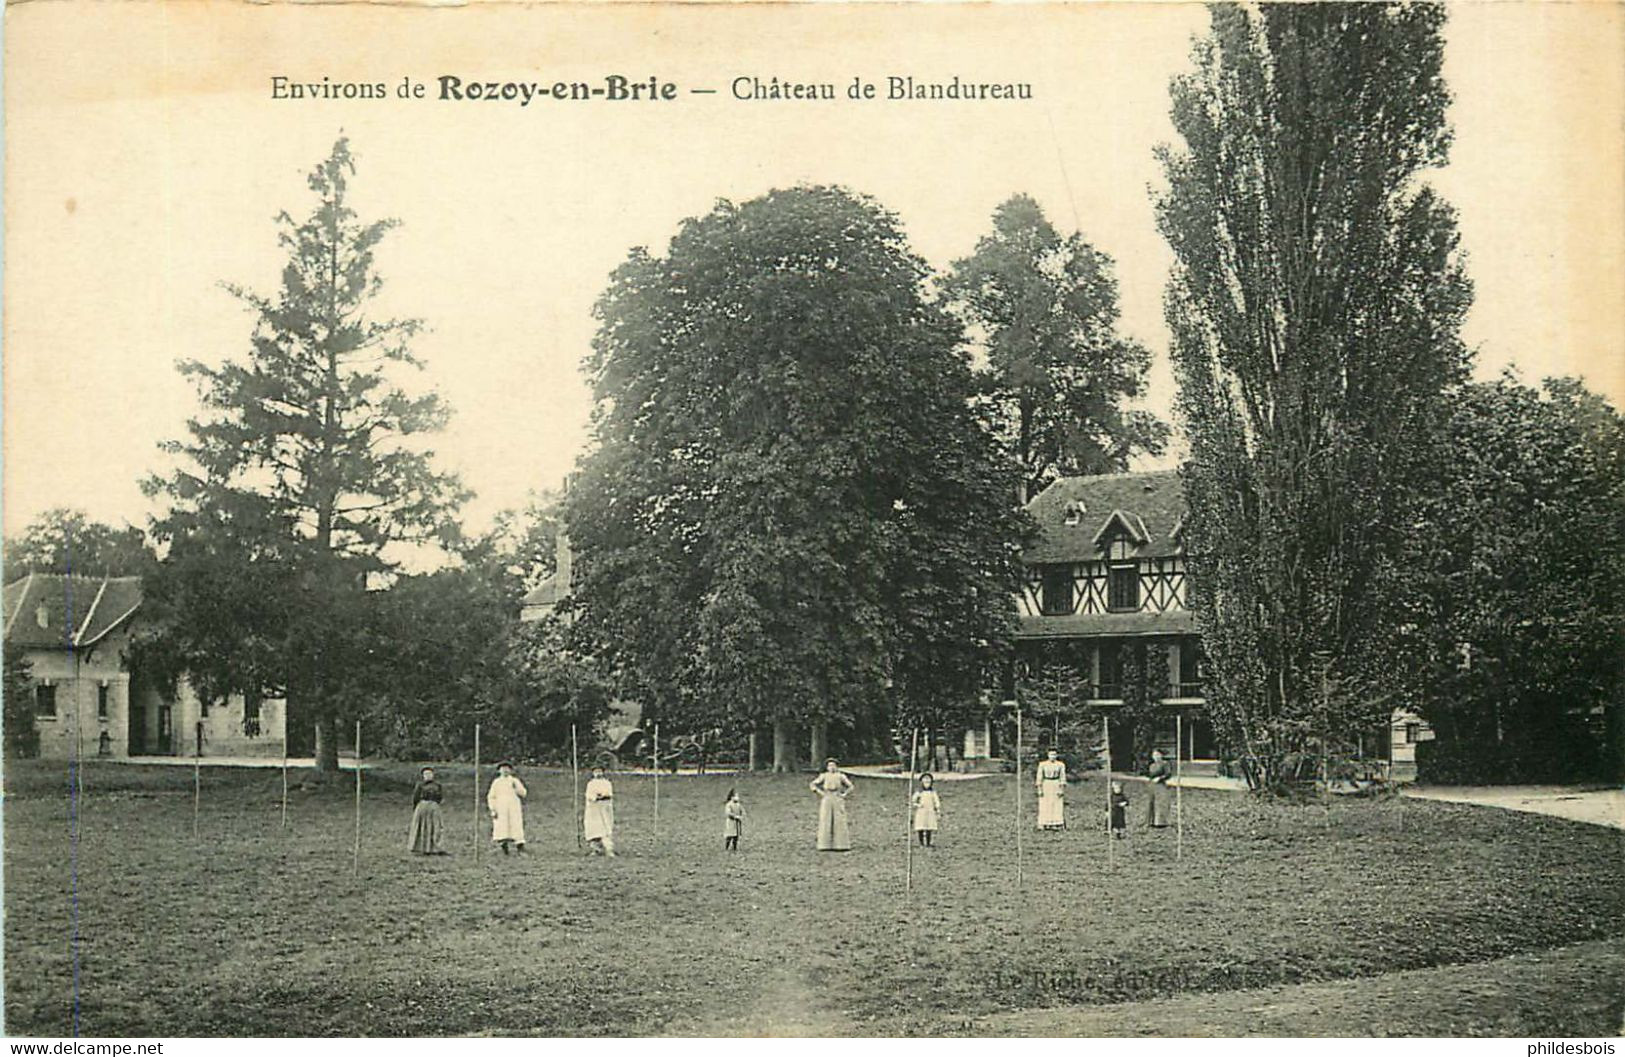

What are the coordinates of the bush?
(1416, 731, 1609, 785)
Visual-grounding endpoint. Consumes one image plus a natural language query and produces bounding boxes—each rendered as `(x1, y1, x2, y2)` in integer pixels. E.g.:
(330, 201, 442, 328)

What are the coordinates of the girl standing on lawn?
(810, 758, 854, 851)
(1109, 780, 1129, 839)
(407, 766, 447, 855)
(583, 764, 616, 856)
(723, 788, 744, 852)
(487, 760, 528, 855)
(911, 772, 941, 847)
(1035, 749, 1067, 830)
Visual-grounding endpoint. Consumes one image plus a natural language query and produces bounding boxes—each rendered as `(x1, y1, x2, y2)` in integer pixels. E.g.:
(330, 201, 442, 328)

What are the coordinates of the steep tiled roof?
(1022, 470, 1186, 564)
(2, 574, 143, 649)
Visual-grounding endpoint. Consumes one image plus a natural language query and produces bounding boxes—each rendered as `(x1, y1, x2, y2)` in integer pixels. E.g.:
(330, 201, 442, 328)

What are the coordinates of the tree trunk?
(313, 714, 339, 774)
(809, 720, 828, 769)
(747, 730, 760, 771)
(772, 717, 797, 773)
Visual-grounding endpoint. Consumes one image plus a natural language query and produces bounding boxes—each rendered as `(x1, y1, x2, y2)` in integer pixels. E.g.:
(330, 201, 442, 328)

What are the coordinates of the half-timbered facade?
(1013, 470, 1218, 765)
(1010, 470, 1425, 776)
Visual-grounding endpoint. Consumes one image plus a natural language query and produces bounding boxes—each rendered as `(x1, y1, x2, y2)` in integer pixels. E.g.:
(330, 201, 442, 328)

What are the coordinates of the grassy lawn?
(4, 758, 1623, 1036)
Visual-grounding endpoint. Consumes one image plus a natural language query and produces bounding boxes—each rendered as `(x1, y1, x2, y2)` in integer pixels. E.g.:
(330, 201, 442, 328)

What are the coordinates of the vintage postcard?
(4, 0, 1622, 1042)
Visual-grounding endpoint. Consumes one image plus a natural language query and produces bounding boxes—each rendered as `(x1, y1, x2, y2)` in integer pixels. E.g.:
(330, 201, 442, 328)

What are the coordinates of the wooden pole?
(473, 722, 482, 861)
(280, 725, 289, 830)
(653, 721, 661, 842)
(572, 723, 582, 851)
(1015, 702, 1023, 892)
(906, 728, 919, 895)
(1175, 711, 1184, 862)
(193, 721, 202, 841)
(1103, 714, 1113, 868)
(352, 721, 362, 877)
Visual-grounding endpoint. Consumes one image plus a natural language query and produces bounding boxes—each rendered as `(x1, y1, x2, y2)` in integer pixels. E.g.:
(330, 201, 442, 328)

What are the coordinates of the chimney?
(555, 526, 572, 594)
(555, 475, 573, 593)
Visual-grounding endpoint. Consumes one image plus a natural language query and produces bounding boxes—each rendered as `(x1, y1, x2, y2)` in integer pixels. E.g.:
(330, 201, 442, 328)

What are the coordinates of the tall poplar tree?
(144, 138, 466, 771)
(569, 187, 1026, 771)
(1155, 4, 1473, 789)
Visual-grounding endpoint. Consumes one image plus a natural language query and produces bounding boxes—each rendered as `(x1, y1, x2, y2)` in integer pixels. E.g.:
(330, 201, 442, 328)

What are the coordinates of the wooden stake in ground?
(905, 728, 919, 896)
(1175, 711, 1184, 862)
(193, 721, 202, 841)
(353, 720, 362, 877)
(1014, 702, 1023, 892)
(473, 722, 482, 861)
(280, 727, 289, 830)
(571, 723, 582, 851)
(1103, 714, 1113, 868)
(653, 721, 661, 841)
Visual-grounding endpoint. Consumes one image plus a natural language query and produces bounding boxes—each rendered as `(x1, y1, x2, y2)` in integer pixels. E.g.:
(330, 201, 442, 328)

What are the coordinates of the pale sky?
(6, 2, 1622, 549)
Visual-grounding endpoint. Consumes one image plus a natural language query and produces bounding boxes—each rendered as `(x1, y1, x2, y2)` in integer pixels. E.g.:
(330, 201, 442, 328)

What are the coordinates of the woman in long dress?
(810, 758, 854, 851)
(487, 760, 528, 855)
(583, 765, 616, 856)
(1035, 749, 1067, 830)
(407, 766, 447, 855)
(911, 772, 941, 847)
(1146, 748, 1173, 828)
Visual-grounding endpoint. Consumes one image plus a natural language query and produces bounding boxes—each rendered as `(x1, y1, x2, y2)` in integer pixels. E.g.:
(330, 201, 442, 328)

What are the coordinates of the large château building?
(995, 470, 1426, 777)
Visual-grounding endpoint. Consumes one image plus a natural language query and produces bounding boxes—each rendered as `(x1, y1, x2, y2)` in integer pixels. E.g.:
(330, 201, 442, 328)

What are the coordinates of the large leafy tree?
(946, 195, 1167, 501)
(143, 138, 467, 771)
(569, 186, 1027, 771)
(4, 509, 155, 581)
(1389, 376, 1624, 782)
(1156, 4, 1473, 789)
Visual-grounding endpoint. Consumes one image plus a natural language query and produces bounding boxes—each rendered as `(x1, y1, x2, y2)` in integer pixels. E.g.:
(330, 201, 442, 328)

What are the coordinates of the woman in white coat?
(583, 764, 616, 856)
(487, 760, 528, 855)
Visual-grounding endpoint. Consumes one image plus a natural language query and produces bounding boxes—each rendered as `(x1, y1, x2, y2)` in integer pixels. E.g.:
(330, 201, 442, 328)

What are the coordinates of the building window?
(243, 695, 262, 738)
(34, 685, 58, 717)
(1178, 639, 1203, 697)
(1106, 539, 1139, 611)
(97, 685, 110, 720)
(1096, 642, 1122, 699)
(1405, 722, 1421, 744)
(1040, 565, 1074, 616)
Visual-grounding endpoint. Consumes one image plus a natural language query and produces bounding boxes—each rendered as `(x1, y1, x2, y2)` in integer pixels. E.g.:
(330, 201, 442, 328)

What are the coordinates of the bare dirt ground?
(1405, 786, 1624, 830)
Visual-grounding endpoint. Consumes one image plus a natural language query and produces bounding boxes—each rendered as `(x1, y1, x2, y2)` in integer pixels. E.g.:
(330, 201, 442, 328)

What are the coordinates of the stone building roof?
(3, 574, 144, 649)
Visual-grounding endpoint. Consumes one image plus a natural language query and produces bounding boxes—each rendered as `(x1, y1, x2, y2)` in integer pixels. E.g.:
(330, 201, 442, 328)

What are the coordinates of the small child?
(723, 788, 744, 852)
(1109, 780, 1129, 839)
(911, 773, 942, 847)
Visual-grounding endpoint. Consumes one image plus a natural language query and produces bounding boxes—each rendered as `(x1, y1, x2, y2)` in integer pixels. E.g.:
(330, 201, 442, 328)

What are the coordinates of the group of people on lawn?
(405, 749, 1177, 857)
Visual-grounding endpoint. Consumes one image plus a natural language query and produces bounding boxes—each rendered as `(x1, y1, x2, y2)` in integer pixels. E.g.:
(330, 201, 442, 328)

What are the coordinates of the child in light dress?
(911, 772, 942, 847)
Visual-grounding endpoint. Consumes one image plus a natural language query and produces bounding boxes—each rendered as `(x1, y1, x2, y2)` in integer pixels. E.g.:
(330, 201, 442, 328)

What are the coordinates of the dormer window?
(1106, 538, 1139, 612)
(1061, 501, 1084, 527)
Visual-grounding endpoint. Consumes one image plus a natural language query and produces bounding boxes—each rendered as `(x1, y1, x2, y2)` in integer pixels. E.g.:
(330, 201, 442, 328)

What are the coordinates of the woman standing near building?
(583, 764, 616, 856)
(1035, 748, 1067, 830)
(407, 766, 447, 855)
(810, 758, 854, 851)
(487, 760, 528, 855)
(1146, 748, 1173, 828)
